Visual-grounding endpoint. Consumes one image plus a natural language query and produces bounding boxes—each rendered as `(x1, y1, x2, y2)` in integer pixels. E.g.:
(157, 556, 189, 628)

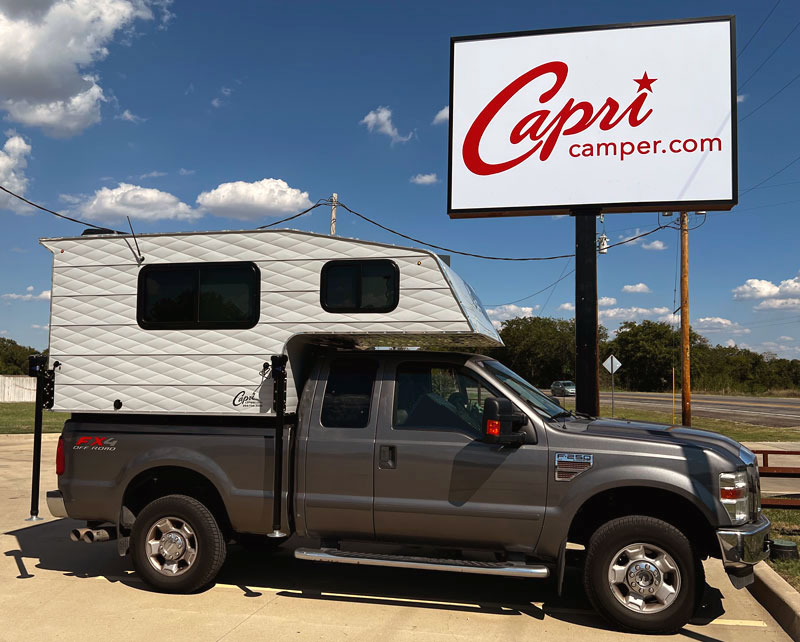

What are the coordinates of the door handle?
(379, 445, 396, 470)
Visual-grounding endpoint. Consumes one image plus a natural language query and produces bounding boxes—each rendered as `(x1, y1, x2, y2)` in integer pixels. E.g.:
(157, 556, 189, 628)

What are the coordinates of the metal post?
(680, 212, 691, 426)
(26, 355, 47, 521)
(268, 354, 288, 538)
(574, 209, 600, 417)
(330, 193, 338, 236)
(611, 368, 614, 418)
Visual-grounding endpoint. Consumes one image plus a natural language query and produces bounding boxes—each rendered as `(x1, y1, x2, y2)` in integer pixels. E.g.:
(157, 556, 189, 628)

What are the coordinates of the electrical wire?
(256, 199, 331, 229)
(487, 268, 575, 307)
(335, 200, 573, 261)
(739, 151, 800, 196)
(739, 68, 800, 123)
(738, 0, 781, 59)
(0, 184, 119, 231)
(739, 19, 800, 91)
(538, 257, 572, 315)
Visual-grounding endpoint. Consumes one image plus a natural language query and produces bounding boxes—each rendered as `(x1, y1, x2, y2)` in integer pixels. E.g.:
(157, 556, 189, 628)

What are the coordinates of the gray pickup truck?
(48, 350, 770, 634)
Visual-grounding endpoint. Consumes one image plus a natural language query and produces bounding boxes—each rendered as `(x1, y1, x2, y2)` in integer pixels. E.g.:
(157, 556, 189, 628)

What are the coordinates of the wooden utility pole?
(330, 193, 338, 236)
(680, 211, 691, 426)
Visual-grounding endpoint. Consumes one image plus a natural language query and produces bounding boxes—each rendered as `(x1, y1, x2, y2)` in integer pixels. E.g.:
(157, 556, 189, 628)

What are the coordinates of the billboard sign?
(448, 17, 737, 218)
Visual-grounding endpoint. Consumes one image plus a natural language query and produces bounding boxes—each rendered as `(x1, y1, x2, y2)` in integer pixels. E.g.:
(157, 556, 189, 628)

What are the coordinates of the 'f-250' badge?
(554, 453, 593, 482)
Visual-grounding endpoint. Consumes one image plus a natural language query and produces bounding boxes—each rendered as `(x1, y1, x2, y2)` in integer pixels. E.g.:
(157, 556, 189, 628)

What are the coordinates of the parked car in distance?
(551, 380, 576, 396)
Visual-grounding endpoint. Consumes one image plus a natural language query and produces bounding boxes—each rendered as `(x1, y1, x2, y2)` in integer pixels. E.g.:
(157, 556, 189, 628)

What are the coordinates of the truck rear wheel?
(584, 515, 703, 634)
(131, 494, 226, 593)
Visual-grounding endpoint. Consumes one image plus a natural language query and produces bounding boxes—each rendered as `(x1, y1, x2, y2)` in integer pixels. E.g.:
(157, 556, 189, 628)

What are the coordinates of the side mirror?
(481, 397, 525, 445)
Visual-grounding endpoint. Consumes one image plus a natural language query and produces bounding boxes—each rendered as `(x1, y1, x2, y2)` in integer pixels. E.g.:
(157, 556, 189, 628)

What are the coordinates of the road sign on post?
(603, 355, 622, 417)
(447, 17, 736, 420)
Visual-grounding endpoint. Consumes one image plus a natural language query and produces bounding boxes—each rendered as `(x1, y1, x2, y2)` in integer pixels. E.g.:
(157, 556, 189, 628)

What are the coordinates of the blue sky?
(1, 0, 799, 358)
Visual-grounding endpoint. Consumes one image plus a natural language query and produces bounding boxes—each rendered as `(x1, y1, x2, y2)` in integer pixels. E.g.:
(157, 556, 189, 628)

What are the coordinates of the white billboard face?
(448, 18, 736, 217)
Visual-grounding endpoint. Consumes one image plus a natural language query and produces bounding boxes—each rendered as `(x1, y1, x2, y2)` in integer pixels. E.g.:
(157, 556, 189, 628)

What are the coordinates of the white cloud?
(31, 323, 49, 330)
(432, 105, 449, 125)
(725, 339, 736, 347)
(642, 240, 667, 251)
(0, 1, 168, 137)
(779, 336, 794, 342)
(220, 86, 232, 97)
(695, 317, 750, 335)
(732, 278, 780, 299)
(622, 283, 651, 293)
(598, 296, 617, 307)
(139, 170, 166, 179)
(600, 306, 670, 321)
(0, 131, 32, 212)
(75, 183, 200, 222)
(2, 289, 50, 301)
(737, 94, 747, 103)
(116, 108, 145, 124)
(754, 298, 800, 310)
(617, 228, 642, 246)
(486, 304, 540, 328)
(25, 285, 33, 292)
(360, 106, 412, 144)
(410, 173, 438, 185)
(558, 302, 575, 312)
(0, 329, 6, 336)
(178, 168, 195, 176)
(210, 97, 222, 109)
(196, 177, 312, 221)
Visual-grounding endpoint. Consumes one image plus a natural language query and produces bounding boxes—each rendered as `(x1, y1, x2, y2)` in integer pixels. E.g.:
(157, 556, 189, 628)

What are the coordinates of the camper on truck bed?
(41, 228, 770, 634)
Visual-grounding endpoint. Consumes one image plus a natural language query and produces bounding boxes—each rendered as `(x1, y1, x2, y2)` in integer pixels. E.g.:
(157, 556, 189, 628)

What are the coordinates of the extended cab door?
(302, 357, 380, 539)
(373, 358, 547, 551)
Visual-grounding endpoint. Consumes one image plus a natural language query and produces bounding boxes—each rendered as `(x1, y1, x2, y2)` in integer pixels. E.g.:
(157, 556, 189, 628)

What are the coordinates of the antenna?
(126, 216, 145, 265)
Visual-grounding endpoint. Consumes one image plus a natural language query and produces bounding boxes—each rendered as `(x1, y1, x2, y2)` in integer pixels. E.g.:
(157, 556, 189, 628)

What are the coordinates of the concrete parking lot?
(0, 434, 791, 641)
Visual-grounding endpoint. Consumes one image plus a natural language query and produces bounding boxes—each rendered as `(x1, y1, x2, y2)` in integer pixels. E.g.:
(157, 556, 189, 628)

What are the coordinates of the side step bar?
(295, 548, 550, 578)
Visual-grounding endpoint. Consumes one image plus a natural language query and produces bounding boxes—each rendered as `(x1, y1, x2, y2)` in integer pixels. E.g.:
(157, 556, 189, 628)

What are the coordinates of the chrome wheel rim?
(607, 542, 681, 614)
(145, 516, 198, 577)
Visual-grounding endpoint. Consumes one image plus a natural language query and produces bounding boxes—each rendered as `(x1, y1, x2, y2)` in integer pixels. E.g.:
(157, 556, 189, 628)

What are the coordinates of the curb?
(748, 561, 800, 641)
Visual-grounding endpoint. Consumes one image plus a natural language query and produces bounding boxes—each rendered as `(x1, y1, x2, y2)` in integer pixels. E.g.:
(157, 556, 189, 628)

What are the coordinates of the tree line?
(492, 317, 800, 395)
(0, 338, 44, 376)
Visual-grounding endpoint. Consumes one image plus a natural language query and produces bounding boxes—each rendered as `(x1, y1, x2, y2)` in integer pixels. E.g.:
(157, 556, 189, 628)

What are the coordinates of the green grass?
(0, 402, 66, 434)
(562, 400, 800, 443)
(763, 507, 800, 591)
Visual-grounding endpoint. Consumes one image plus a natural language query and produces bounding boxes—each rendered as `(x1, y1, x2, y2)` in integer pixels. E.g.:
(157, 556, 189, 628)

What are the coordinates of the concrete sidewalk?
(1, 435, 791, 641)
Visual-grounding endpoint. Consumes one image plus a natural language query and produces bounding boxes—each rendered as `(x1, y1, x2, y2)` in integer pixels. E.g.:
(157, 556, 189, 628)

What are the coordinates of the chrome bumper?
(46, 490, 67, 518)
(717, 514, 770, 586)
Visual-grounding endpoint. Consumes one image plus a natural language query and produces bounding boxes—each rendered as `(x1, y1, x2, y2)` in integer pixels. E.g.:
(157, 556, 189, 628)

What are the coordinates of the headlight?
(720, 471, 749, 525)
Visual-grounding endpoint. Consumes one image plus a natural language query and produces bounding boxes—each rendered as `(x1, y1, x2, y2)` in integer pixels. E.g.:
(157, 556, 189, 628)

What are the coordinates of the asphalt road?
(596, 391, 800, 428)
(0, 434, 790, 641)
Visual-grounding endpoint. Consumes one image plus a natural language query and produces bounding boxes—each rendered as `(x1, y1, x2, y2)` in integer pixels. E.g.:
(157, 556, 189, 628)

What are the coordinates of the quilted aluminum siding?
(41, 230, 500, 416)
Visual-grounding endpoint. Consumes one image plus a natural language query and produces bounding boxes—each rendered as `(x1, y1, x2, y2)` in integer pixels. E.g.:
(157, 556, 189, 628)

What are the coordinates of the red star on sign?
(634, 71, 657, 93)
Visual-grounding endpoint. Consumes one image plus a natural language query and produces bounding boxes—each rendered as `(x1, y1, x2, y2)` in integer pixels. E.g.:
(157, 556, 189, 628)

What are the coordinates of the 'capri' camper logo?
(232, 390, 262, 408)
(73, 436, 117, 451)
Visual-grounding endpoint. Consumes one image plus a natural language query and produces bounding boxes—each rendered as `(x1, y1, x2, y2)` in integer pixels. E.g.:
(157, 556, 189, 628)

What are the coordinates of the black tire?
(584, 515, 703, 634)
(131, 494, 226, 593)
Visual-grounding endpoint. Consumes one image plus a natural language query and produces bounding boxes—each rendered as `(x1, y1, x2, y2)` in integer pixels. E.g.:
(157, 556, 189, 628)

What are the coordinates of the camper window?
(320, 260, 398, 313)
(137, 262, 260, 330)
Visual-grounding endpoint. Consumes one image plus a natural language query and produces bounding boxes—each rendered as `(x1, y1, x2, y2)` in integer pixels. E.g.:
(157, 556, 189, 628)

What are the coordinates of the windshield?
(563, 381, 575, 387)
(481, 360, 566, 419)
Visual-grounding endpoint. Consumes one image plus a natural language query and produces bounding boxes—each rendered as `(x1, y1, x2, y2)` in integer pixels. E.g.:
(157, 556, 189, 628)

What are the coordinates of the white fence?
(0, 375, 36, 402)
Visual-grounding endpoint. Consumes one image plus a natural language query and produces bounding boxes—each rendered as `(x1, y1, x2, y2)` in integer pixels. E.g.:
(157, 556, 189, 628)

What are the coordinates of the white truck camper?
(40, 228, 501, 416)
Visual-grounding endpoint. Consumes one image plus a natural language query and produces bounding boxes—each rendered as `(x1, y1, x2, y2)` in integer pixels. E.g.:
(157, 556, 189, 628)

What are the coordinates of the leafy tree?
(0, 337, 42, 375)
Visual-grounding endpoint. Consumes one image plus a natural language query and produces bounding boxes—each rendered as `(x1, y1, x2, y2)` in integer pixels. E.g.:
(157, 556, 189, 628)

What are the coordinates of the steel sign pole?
(680, 212, 692, 427)
(574, 209, 600, 417)
(611, 366, 614, 418)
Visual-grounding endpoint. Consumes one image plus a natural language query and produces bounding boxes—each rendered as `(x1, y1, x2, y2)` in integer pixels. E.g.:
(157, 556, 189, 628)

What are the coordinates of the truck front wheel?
(131, 494, 227, 593)
(584, 515, 703, 634)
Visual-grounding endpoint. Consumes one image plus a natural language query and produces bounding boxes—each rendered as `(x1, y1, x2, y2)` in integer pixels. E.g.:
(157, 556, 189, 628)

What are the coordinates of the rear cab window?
(321, 360, 378, 428)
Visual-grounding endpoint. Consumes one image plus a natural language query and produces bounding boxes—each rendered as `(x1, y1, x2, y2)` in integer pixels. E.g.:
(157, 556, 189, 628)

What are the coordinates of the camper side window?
(320, 260, 399, 313)
(321, 360, 378, 428)
(138, 262, 260, 330)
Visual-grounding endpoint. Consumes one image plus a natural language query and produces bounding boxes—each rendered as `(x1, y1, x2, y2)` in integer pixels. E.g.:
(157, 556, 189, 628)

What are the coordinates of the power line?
(738, 0, 781, 59)
(739, 67, 800, 123)
(739, 18, 800, 91)
(539, 258, 572, 315)
(487, 268, 576, 307)
(256, 199, 330, 229)
(0, 184, 117, 231)
(739, 151, 800, 196)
